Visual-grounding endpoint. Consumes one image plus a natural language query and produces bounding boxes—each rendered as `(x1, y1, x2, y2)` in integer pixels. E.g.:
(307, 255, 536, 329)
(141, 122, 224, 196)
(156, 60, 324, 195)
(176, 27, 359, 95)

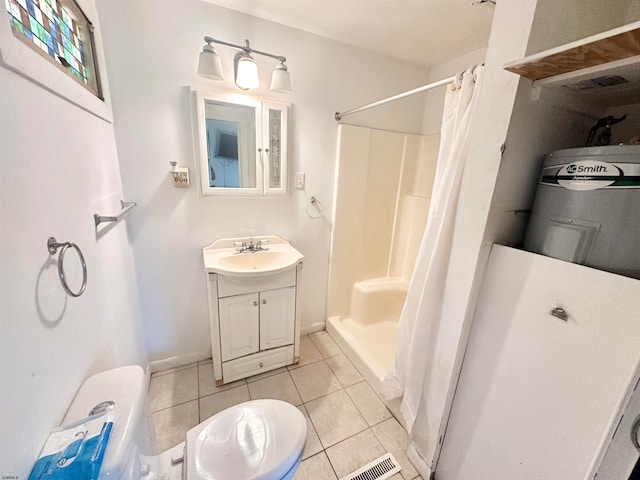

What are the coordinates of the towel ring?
(47, 237, 87, 297)
(306, 196, 323, 219)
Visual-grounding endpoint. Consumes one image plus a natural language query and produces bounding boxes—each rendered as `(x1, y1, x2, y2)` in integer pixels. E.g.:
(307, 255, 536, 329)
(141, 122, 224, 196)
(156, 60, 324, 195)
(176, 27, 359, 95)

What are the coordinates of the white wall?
(95, 0, 431, 364)
(525, 0, 640, 55)
(0, 2, 146, 476)
(607, 102, 640, 145)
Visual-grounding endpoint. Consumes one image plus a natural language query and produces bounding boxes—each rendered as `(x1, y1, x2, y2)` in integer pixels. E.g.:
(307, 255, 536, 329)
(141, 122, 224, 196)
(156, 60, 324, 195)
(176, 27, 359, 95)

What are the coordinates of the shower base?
(327, 316, 396, 389)
(327, 315, 405, 426)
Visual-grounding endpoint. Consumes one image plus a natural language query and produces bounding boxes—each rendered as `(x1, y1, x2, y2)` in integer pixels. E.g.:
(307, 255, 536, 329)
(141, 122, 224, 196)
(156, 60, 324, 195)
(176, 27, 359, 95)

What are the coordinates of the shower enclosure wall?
(327, 124, 439, 392)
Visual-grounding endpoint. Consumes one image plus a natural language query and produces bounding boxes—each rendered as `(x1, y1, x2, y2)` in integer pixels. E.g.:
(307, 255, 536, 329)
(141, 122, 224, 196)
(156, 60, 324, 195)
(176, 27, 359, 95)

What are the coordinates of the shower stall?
(327, 124, 439, 392)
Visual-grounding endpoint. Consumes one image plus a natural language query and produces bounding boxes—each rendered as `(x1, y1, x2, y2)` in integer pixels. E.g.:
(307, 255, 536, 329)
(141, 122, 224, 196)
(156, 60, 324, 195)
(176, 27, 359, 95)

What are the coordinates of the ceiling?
(201, 0, 495, 66)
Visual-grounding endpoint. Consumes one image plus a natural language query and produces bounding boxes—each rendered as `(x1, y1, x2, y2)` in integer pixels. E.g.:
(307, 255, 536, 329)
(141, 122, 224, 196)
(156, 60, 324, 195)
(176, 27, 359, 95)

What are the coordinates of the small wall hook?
(550, 307, 568, 321)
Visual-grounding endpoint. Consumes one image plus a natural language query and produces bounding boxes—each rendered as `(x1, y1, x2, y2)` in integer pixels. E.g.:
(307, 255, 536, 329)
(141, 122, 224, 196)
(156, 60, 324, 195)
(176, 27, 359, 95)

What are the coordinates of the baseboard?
(148, 350, 211, 374)
(406, 442, 433, 479)
(300, 322, 325, 336)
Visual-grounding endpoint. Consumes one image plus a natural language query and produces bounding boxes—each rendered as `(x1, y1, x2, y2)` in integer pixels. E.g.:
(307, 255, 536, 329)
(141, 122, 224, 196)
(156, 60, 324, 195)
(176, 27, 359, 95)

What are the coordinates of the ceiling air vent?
(564, 75, 629, 91)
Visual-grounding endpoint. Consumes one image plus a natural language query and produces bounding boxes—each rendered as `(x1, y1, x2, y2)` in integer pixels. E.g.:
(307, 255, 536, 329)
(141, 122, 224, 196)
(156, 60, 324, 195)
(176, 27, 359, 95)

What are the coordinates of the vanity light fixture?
(270, 60, 292, 93)
(197, 37, 292, 93)
(234, 49, 259, 89)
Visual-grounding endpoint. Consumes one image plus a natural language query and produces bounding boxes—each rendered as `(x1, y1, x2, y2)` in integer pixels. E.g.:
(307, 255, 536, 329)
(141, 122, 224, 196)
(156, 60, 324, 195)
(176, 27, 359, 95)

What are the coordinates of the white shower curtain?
(382, 66, 484, 433)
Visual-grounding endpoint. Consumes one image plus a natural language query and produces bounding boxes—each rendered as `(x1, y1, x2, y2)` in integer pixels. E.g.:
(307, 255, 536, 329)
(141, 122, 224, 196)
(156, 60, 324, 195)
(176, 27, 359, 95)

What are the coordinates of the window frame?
(0, 0, 112, 122)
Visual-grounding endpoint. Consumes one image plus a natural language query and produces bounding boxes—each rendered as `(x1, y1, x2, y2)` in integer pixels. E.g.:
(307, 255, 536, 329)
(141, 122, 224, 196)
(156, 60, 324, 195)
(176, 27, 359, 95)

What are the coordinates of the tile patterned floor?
(148, 331, 422, 480)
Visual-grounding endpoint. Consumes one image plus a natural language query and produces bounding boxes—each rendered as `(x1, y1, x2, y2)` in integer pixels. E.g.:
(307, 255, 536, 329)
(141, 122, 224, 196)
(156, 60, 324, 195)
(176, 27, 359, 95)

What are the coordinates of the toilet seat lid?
(185, 399, 306, 480)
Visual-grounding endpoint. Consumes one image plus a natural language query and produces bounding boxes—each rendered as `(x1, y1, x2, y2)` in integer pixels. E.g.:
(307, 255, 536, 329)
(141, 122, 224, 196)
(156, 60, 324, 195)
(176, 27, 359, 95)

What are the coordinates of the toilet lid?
(185, 399, 306, 480)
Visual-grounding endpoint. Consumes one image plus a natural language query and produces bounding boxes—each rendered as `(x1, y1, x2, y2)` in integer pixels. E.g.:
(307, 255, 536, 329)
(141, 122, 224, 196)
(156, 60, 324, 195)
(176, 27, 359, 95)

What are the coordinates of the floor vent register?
(340, 452, 401, 480)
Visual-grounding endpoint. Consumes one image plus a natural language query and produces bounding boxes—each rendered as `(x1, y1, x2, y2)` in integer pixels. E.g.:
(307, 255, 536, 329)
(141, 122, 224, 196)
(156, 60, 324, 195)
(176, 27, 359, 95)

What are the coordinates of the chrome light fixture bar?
(198, 36, 292, 93)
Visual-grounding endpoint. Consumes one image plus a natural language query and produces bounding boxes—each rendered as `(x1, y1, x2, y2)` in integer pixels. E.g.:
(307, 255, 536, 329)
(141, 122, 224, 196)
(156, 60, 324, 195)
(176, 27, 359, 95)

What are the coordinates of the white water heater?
(524, 144, 640, 279)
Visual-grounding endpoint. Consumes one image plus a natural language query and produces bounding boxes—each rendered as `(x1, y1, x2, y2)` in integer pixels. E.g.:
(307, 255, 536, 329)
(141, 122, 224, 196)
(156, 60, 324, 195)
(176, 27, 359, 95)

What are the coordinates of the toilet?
(58, 365, 307, 480)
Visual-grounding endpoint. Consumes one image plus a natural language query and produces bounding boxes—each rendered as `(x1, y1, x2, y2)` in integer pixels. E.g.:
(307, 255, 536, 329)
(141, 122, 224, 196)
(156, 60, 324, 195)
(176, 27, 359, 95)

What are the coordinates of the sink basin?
(218, 250, 292, 271)
(203, 236, 304, 277)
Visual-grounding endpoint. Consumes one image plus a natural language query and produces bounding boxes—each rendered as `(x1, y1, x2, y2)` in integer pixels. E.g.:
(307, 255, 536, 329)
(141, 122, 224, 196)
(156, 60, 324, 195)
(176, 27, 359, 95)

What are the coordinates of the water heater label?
(541, 161, 640, 191)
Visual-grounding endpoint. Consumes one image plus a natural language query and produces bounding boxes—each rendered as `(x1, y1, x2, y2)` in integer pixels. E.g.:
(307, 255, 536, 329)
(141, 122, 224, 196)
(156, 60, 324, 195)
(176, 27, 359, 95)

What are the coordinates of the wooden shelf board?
(504, 21, 640, 81)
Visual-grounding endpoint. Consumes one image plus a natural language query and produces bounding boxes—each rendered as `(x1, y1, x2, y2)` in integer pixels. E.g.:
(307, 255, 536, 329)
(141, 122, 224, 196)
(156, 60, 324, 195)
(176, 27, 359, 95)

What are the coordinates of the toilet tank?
(62, 365, 156, 479)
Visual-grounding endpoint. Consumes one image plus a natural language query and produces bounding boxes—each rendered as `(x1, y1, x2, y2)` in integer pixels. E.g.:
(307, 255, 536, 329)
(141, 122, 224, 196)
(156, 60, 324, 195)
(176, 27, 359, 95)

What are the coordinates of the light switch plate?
(295, 172, 305, 190)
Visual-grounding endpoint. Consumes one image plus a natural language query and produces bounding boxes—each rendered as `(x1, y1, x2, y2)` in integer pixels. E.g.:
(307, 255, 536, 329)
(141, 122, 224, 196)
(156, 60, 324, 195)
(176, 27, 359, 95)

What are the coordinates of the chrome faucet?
(234, 238, 269, 253)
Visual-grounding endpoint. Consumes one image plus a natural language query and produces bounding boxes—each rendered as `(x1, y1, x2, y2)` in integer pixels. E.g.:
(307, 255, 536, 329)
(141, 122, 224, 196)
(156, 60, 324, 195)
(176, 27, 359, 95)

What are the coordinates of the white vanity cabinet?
(218, 287, 296, 361)
(206, 264, 302, 384)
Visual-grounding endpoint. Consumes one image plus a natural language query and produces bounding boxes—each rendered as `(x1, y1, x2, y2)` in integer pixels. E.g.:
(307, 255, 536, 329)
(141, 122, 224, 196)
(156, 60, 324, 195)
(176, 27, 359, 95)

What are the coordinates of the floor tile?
(305, 390, 368, 448)
(326, 353, 364, 387)
(325, 428, 386, 478)
(290, 335, 323, 368)
(298, 405, 323, 460)
(147, 333, 419, 480)
(247, 372, 302, 405)
(199, 384, 250, 421)
(372, 417, 418, 480)
(346, 381, 392, 426)
(148, 366, 198, 411)
(247, 366, 288, 383)
(198, 361, 246, 397)
(152, 400, 198, 451)
(293, 452, 337, 480)
(309, 331, 342, 358)
(290, 361, 342, 402)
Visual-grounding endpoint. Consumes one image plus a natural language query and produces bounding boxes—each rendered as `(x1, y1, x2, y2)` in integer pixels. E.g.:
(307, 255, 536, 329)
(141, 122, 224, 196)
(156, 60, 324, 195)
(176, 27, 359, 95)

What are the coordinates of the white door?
(259, 287, 295, 351)
(219, 293, 259, 362)
(436, 245, 640, 480)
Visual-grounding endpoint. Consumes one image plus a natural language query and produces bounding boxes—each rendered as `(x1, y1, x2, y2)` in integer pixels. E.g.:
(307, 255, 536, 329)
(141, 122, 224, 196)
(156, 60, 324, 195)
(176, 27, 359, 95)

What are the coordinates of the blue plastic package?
(28, 417, 113, 480)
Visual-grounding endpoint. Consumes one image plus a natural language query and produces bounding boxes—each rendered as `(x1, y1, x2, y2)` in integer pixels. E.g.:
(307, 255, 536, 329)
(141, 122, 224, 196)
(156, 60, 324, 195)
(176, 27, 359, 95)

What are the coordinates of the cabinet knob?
(259, 362, 264, 368)
(262, 299, 267, 304)
(253, 301, 258, 306)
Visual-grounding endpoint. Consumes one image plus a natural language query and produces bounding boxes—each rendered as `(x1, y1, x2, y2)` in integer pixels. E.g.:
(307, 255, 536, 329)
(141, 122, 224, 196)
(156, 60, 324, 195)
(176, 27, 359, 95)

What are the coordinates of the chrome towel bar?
(94, 200, 136, 227)
(47, 237, 87, 297)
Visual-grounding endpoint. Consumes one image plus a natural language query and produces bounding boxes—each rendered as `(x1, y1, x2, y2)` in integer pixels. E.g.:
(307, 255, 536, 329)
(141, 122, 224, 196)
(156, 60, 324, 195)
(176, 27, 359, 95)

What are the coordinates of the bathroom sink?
(217, 250, 292, 271)
(202, 236, 304, 277)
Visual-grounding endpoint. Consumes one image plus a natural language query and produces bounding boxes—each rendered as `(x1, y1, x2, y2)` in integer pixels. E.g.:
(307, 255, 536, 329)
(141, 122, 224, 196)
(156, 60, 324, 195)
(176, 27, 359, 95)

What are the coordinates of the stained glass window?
(5, 0, 101, 98)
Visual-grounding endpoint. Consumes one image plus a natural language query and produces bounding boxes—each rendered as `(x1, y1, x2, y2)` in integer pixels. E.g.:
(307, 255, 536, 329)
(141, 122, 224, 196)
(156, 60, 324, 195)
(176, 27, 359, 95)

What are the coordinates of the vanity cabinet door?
(219, 293, 259, 362)
(259, 287, 295, 350)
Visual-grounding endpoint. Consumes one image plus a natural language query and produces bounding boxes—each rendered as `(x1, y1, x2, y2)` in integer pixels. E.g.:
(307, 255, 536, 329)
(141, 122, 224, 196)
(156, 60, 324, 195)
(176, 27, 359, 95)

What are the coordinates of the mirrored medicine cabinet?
(193, 90, 289, 196)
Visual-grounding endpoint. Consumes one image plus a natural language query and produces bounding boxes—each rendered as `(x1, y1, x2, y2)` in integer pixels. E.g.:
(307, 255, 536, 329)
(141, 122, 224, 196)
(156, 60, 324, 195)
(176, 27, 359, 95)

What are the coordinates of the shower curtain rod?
(334, 73, 458, 121)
